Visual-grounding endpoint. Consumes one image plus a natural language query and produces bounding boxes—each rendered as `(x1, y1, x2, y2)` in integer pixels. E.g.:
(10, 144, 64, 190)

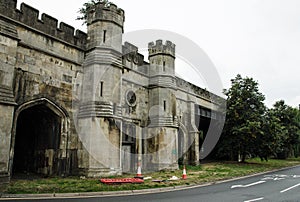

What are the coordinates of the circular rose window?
(126, 90, 137, 106)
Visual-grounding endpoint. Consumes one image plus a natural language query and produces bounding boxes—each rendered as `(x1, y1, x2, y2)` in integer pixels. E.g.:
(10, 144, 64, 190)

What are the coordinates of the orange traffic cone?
(182, 165, 187, 180)
(135, 163, 143, 179)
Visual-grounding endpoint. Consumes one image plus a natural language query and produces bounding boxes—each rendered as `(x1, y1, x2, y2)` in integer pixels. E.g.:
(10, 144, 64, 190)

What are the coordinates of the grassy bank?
(1, 158, 300, 194)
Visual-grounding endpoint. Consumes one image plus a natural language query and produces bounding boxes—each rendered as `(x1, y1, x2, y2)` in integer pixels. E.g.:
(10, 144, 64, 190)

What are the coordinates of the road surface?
(2, 166, 300, 202)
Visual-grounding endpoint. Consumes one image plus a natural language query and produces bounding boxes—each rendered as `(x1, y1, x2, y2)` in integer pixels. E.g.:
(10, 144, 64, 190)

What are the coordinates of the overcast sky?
(19, 0, 300, 108)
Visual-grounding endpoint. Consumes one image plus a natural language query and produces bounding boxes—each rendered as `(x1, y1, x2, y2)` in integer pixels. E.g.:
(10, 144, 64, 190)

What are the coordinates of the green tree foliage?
(215, 74, 266, 162)
(295, 108, 300, 156)
(215, 74, 300, 162)
(269, 100, 300, 159)
(76, 0, 110, 24)
(257, 109, 284, 160)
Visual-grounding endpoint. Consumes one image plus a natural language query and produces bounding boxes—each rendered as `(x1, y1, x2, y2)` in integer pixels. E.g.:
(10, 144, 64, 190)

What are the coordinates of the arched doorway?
(11, 99, 69, 177)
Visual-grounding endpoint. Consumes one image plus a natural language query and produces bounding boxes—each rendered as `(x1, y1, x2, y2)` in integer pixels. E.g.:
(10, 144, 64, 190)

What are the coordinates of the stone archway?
(10, 98, 69, 177)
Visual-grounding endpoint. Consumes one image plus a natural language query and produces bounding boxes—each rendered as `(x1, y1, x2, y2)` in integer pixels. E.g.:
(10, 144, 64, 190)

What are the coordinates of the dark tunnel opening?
(13, 104, 61, 177)
(195, 105, 213, 161)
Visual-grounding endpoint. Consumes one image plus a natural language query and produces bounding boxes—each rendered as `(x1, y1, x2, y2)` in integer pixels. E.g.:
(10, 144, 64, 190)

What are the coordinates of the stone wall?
(0, 0, 86, 180)
(0, 0, 226, 182)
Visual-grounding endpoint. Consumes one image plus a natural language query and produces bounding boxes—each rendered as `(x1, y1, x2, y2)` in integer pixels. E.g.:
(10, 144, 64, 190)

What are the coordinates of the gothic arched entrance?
(11, 98, 69, 177)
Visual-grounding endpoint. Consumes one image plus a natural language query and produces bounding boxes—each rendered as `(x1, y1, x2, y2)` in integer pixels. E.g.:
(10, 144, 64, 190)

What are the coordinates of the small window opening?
(163, 61, 166, 72)
(163, 100, 166, 111)
(100, 81, 104, 97)
(103, 30, 107, 43)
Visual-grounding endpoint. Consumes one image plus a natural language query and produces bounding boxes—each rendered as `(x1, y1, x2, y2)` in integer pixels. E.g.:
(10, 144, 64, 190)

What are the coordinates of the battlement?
(123, 42, 138, 54)
(86, 2, 125, 28)
(122, 41, 145, 66)
(0, 0, 87, 49)
(148, 40, 175, 58)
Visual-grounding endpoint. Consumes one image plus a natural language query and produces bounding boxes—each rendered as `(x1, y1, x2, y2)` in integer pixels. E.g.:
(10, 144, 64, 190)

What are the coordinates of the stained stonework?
(0, 0, 225, 182)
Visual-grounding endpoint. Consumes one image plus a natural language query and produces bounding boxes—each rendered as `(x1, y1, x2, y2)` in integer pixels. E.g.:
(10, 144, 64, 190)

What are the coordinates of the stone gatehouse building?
(0, 0, 224, 181)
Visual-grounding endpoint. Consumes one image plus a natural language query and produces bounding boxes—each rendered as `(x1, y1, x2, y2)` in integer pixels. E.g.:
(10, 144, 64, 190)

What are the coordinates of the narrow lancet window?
(100, 81, 104, 97)
(103, 30, 107, 43)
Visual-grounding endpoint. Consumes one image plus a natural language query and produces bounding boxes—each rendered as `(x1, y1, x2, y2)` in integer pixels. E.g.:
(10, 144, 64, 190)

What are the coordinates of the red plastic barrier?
(100, 178, 144, 184)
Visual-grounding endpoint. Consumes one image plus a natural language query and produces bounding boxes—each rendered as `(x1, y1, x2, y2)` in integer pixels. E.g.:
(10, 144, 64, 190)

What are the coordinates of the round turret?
(148, 40, 176, 83)
(148, 40, 175, 58)
(86, 2, 125, 52)
(86, 2, 125, 28)
(147, 40, 177, 129)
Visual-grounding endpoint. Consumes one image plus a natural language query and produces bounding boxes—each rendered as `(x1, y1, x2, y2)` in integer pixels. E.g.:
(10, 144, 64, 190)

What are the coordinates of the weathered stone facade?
(0, 0, 224, 182)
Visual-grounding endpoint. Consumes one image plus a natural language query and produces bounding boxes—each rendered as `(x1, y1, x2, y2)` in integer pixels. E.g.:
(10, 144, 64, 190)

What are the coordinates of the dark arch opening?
(195, 105, 211, 161)
(178, 129, 184, 165)
(13, 104, 61, 177)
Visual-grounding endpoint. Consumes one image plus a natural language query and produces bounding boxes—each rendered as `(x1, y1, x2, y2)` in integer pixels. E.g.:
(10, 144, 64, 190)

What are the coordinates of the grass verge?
(1, 158, 300, 194)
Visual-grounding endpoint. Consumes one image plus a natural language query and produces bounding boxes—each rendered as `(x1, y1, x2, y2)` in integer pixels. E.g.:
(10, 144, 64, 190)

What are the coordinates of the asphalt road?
(2, 166, 300, 202)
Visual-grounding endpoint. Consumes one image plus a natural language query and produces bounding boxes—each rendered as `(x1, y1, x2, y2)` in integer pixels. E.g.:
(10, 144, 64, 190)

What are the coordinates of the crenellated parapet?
(123, 41, 138, 54)
(86, 2, 125, 29)
(122, 42, 145, 66)
(0, 0, 87, 49)
(148, 40, 175, 58)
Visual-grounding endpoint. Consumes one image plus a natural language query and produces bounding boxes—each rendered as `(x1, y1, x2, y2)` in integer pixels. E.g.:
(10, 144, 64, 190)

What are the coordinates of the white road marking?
(261, 177, 273, 180)
(280, 183, 300, 193)
(262, 174, 288, 181)
(277, 175, 287, 178)
(293, 175, 300, 178)
(244, 197, 264, 202)
(262, 176, 284, 181)
(231, 181, 266, 189)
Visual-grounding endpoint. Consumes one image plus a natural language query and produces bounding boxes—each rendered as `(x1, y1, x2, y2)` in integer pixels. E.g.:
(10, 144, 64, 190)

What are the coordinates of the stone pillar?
(0, 19, 18, 182)
(187, 101, 200, 165)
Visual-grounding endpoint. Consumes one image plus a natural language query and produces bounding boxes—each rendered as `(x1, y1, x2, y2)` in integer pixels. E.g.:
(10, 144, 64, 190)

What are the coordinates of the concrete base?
(78, 168, 122, 178)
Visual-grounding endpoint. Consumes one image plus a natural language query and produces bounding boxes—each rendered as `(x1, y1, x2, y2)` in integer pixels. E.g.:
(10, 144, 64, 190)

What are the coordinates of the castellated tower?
(77, 2, 124, 177)
(147, 40, 179, 170)
(0, 0, 226, 181)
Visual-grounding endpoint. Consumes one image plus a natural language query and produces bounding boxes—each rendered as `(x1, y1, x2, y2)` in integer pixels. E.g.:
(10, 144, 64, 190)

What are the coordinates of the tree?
(257, 109, 284, 161)
(76, 0, 110, 24)
(294, 108, 300, 157)
(217, 74, 266, 162)
(270, 100, 300, 159)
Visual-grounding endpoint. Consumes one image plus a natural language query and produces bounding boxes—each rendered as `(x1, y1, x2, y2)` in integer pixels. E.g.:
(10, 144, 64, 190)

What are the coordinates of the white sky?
(18, 0, 300, 108)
